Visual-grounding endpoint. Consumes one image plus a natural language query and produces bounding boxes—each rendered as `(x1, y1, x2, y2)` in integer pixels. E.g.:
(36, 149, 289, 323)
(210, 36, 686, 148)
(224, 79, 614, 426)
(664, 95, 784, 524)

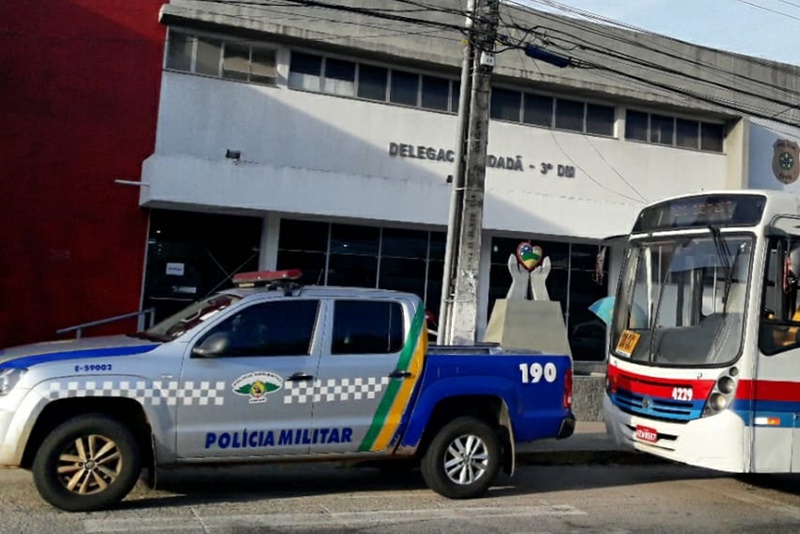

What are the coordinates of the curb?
(516, 450, 668, 466)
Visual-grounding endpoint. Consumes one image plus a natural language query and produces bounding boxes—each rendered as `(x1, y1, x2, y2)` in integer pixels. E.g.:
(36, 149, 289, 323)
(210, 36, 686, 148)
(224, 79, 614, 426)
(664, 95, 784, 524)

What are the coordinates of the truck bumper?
(557, 415, 576, 439)
(0, 389, 44, 466)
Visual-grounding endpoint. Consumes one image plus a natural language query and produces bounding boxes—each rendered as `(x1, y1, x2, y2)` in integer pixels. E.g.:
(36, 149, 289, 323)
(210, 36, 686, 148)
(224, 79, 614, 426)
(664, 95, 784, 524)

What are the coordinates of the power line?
(735, 0, 800, 20)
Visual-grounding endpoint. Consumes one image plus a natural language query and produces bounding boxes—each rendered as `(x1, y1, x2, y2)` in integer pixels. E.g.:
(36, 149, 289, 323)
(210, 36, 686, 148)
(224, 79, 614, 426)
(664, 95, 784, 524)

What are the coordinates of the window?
(250, 48, 278, 84)
(277, 219, 328, 286)
(676, 118, 699, 149)
(523, 93, 553, 127)
(586, 104, 614, 136)
(222, 42, 250, 81)
(358, 64, 388, 101)
(196, 300, 320, 357)
(421, 76, 449, 111)
(165, 30, 276, 85)
(332, 301, 404, 354)
(701, 122, 724, 152)
(650, 114, 674, 145)
(625, 110, 648, 141)
(287, 51, 460, 113)
(289, 52, 322, 91)
(196, 37, 222, 76)
(555, 98, 584, 132)
(324, 58, 356, 96)
(626, 109, 724, 153)
(451, 81, 461, 112)
(390, 70, 419, 106)
(277, 221, 445, 317)
(760, 238, 800, 355)
(166, 31, 192, 71)
(491, 88, 521, 121)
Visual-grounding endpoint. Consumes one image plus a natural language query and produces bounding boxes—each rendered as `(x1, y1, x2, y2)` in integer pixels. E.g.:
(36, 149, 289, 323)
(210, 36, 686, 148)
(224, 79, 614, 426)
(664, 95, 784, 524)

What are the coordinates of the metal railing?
(56, 308, 156, 339)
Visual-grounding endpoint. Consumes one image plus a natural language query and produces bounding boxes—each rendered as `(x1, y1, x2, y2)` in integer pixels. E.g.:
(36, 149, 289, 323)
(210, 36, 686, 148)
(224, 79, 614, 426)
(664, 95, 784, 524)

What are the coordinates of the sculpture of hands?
(506, 253, 551, 301)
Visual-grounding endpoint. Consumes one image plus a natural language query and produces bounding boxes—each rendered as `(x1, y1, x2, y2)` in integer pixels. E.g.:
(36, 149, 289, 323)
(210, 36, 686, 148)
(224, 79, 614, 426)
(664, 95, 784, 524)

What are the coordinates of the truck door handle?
(287, 372, 314, 381)
(388, 370, 413, 379)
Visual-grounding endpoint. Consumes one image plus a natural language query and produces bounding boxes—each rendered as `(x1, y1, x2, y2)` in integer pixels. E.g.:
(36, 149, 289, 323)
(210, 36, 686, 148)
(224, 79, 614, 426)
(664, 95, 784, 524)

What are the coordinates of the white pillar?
(259, 213, 281, 270)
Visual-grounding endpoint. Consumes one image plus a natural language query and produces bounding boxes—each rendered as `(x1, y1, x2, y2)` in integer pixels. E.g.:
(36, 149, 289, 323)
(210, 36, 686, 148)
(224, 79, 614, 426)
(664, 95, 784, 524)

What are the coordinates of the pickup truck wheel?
(421, 416, 500, 499)
(32, 414, 141, 512)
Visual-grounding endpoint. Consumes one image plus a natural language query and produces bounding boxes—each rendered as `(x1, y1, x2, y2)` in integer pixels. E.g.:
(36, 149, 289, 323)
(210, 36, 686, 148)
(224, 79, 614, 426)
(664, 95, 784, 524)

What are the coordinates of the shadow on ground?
(119, 459, 734, 511)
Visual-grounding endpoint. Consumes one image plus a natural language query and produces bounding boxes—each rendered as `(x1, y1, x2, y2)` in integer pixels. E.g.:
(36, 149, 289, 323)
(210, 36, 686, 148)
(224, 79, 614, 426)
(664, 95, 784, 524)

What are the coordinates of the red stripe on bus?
(735, 380, 800, 402)
(608, 366, 715, 398)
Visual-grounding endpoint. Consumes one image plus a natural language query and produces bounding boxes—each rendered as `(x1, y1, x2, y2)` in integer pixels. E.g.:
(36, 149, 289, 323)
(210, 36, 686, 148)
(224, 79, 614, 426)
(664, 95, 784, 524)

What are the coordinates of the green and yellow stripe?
(358, 304, 428, 452)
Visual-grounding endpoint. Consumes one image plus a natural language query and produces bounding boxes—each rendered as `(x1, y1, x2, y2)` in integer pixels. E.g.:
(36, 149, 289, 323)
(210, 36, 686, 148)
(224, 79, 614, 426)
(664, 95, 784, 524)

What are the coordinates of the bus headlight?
(717, 376, 736, 395)
(708, 392, 728, 412)
(0, 368, 26, 396)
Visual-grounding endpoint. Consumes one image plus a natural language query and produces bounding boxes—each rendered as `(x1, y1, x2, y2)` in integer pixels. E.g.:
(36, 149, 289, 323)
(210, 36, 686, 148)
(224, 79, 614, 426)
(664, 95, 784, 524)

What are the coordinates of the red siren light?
(233, 269, 303, 287)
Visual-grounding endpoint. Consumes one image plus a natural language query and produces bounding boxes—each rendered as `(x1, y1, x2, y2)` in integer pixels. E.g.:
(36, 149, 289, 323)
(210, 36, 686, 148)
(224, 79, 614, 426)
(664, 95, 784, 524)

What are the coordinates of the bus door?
(755, 223, 800, 472)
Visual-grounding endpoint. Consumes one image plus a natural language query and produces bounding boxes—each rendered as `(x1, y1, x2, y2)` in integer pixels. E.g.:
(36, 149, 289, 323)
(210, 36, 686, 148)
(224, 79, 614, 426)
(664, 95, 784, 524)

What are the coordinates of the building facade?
(5, 0, 800, 361)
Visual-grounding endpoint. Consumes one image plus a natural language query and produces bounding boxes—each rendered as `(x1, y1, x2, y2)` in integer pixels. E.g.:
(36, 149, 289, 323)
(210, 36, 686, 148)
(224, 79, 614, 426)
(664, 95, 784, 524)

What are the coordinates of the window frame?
(164, 27, 278, 86)
(625, 107, 724, 153)
(330, 299, 406, 356)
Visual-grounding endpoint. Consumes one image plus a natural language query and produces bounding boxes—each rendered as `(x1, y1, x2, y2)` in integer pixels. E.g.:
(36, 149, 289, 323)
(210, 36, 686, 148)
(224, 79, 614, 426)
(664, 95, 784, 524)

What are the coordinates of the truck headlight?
(0, 368, 26, 396)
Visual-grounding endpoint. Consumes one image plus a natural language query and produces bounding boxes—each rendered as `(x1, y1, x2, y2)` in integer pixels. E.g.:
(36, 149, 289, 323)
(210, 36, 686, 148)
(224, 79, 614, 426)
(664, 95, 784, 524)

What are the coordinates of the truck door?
(176, 298, 322, 459)
(310, 299, 426, 454)
(755, 229, 800, 472)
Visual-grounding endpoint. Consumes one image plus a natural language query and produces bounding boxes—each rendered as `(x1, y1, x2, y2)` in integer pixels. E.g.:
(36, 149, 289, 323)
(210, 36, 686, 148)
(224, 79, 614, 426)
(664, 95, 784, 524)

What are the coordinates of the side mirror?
(192, 332, 231, 358)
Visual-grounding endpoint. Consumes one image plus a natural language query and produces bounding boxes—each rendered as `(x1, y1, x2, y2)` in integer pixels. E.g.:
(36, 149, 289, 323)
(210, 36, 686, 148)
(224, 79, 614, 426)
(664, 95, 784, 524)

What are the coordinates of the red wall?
(0, 1, 165, 347)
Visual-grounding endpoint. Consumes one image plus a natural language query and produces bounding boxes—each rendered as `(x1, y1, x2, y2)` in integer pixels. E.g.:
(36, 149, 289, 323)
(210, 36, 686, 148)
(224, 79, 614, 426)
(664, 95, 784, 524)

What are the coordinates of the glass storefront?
(489, 237, 609, 361)
(276, 220, 446, 321)
(141, 213, 608, 360)
(143, 210, 262, 323)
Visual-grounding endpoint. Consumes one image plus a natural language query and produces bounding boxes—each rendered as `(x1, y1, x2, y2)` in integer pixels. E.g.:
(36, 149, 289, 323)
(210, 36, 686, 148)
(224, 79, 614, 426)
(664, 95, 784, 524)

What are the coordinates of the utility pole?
(438, 0, 500, 345)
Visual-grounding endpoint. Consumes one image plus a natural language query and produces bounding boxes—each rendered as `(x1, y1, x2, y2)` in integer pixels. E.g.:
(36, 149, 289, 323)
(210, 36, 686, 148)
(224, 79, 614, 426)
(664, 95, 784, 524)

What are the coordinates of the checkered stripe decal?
(284, 377, 391, 404)
(47, 380, 226, 406)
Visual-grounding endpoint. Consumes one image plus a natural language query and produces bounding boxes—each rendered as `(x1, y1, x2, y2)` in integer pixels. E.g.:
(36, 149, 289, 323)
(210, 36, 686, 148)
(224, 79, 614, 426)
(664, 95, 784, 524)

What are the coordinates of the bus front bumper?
(603, 394, 746, 473)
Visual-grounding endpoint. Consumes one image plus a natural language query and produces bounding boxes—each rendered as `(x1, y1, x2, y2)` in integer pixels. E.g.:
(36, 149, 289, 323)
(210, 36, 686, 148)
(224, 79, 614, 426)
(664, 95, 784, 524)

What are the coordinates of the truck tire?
(32, 413, 141, 512)
(420, 416, 501, 499)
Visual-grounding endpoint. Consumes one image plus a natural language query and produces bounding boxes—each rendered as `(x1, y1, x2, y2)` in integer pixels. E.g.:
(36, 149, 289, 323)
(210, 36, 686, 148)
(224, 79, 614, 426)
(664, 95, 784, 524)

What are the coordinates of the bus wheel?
(421, 416, 501, 499)
(32, 414, 141, 512)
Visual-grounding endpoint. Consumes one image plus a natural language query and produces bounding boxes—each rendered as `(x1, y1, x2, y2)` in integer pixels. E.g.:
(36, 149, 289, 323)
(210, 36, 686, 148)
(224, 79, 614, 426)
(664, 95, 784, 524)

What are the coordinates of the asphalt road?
(4, 461, 800, 533)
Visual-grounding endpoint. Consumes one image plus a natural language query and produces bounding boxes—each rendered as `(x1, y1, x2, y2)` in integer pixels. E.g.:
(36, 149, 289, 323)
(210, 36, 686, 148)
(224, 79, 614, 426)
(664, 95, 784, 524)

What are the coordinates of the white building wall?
(142, 72, 730, 241)
(747, 118, 800, 192)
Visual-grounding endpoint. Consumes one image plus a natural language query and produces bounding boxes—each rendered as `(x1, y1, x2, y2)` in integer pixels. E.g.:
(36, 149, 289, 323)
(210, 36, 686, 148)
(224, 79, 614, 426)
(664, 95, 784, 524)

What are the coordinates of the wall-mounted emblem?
(773, 139, 800, 185)
(232, 372, 283, 404)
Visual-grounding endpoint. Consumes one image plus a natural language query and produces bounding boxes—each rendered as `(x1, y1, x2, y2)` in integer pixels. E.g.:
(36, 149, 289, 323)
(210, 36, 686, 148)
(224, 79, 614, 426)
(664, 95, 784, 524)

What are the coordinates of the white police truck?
(0, 270, 574, 511)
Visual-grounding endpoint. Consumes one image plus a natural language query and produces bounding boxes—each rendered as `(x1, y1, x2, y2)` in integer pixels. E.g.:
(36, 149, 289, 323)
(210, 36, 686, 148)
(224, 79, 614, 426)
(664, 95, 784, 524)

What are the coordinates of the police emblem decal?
(232, 372, 283, 404)
(772, 139, 800, 185)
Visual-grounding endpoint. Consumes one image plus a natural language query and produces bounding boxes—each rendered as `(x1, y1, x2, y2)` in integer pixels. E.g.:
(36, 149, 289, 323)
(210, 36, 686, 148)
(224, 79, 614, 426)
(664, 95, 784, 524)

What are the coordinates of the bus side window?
(760, 239, 800, 354)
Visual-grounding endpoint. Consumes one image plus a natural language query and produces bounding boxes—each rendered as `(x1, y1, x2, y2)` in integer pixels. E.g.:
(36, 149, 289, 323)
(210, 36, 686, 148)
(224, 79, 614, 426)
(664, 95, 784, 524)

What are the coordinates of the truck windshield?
(132, 294, 242, 341)
(611, 233, 754, 366)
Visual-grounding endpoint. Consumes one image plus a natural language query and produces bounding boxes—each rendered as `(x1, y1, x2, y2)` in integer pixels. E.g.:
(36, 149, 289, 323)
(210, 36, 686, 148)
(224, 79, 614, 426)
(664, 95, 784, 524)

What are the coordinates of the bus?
(604, 189, 800, 473)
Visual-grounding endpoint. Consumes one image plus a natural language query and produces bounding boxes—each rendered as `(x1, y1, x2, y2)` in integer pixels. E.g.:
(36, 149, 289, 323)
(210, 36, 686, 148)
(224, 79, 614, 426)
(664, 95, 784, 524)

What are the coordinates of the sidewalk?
(515, 421, 664, 466)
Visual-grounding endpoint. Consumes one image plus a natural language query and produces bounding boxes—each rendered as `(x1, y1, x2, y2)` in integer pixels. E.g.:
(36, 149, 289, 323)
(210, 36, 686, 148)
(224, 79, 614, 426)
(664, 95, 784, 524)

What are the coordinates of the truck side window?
(332, 300, 404, 355)
(198, 300, 320, 357)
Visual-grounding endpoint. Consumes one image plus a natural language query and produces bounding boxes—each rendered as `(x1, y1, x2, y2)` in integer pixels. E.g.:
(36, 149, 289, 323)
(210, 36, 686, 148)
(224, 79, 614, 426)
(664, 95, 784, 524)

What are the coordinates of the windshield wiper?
(708, 225, 733, 312)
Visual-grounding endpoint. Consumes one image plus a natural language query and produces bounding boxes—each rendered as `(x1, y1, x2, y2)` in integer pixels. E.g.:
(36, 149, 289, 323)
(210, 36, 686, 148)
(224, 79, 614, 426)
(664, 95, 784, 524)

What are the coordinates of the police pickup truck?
(0, 270, 574, 512)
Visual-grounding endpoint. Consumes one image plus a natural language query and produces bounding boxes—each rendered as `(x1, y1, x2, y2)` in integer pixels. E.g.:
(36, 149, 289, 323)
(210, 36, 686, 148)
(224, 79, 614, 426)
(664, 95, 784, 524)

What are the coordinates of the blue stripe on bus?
(0, 344, 160, 369)
(609, 391, 704, 421)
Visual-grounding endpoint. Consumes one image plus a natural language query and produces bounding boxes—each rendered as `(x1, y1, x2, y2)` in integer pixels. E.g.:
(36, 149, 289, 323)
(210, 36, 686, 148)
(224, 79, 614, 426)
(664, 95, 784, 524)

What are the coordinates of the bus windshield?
(611, 232, 754, 367)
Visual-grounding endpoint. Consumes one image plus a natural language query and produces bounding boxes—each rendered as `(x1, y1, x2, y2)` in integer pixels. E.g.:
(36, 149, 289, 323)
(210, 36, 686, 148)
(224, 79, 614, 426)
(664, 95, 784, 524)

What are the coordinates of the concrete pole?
(437, 3, 475, 344)
(446, 0, 499, 345)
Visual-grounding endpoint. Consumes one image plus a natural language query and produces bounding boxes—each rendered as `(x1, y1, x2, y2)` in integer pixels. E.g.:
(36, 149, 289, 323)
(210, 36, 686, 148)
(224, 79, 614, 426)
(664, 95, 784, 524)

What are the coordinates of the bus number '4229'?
(672, 387, 693, 401)
(519, 362, 557, 384)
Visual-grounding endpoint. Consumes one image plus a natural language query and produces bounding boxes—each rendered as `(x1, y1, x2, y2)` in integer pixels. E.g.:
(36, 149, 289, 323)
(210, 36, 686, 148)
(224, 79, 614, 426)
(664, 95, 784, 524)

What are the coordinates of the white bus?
(604, 190, 800, 473)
